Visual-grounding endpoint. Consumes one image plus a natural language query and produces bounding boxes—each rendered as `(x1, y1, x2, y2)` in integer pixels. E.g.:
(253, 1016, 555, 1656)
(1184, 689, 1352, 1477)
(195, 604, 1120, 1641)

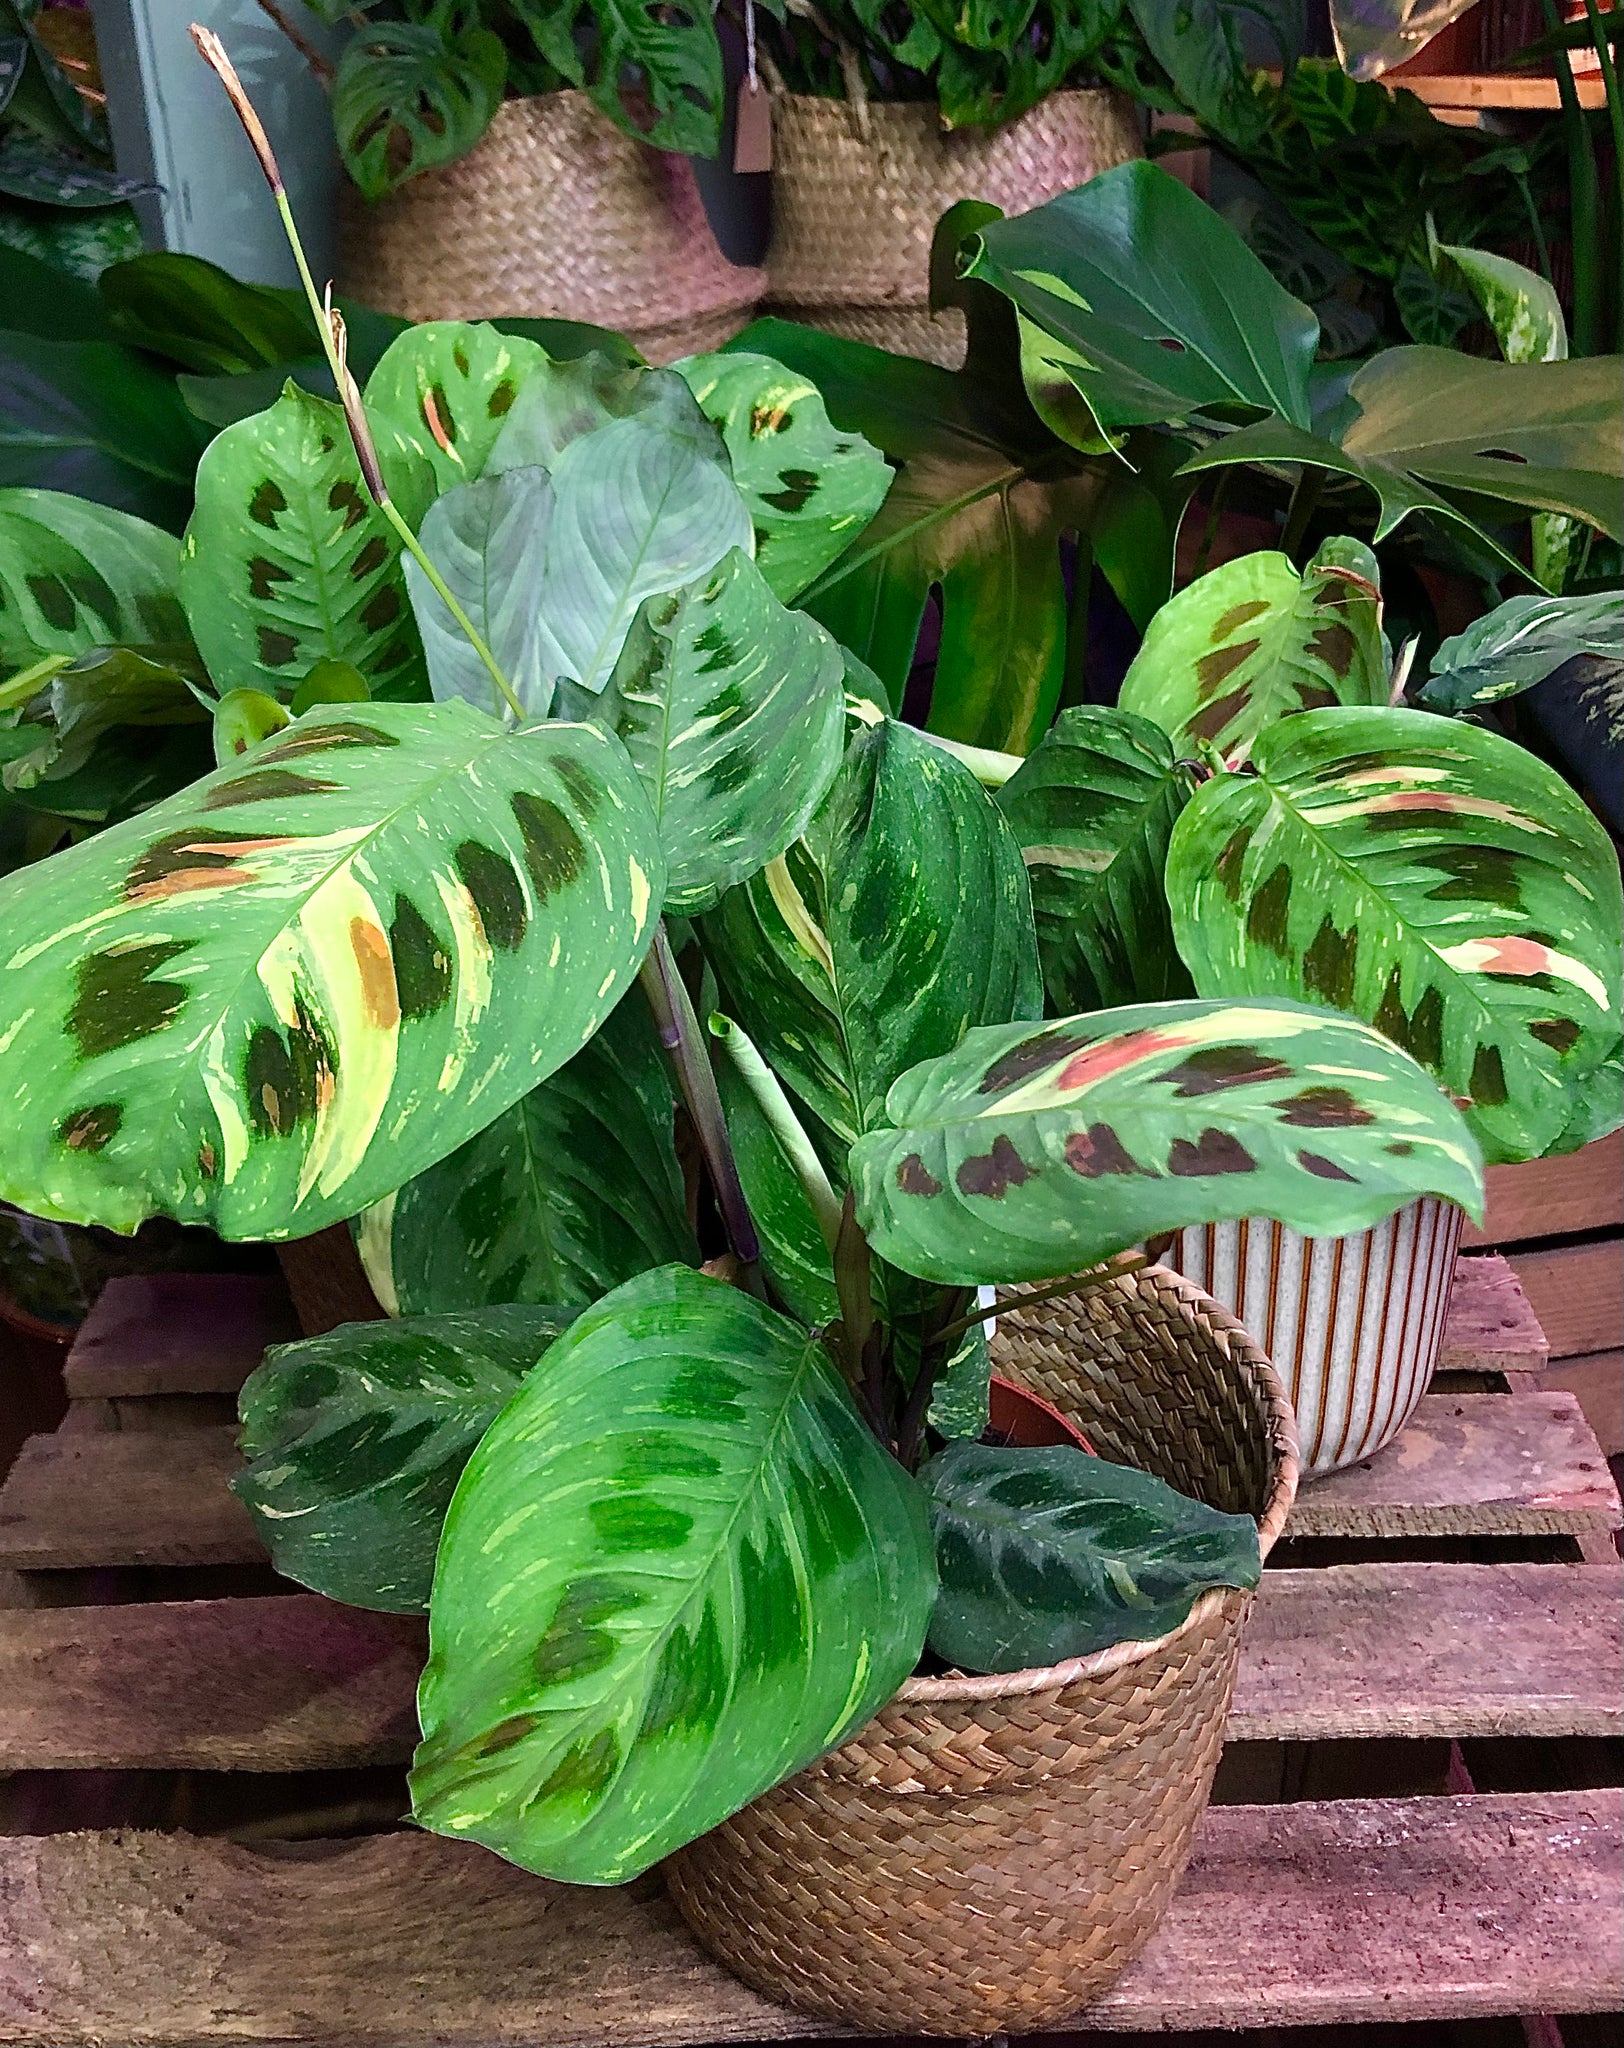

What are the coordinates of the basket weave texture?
(765, 90, 1142, 367)
(338, 91, 765, 364)
(666, 1265, 1299, 2034)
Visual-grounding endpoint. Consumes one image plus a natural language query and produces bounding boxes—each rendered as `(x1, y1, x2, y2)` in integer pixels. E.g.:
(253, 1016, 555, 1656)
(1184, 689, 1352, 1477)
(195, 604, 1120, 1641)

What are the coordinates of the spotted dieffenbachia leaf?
(674, 353, 893, 603)
(179, 382, 430, 703)
(411, 1264, 936, 1883)
(703, 718, 1042, 1150)
(365, 323, 558, 495)
(922, 1438, 1261, 1674)
(1419, 593, 1624, 711)
(357, 989, 696, 1315)
(850, 997, 1484, 1286)
(234, 1304, 577, 1613)
(1118, 538, 1387, 764)
(0, 701, 664, 1236)
(0, 489, 186, 667)
(995, 706, 1196, 1012)
(561, 550, 846, 914)
(1166, 707, 1623, 1164)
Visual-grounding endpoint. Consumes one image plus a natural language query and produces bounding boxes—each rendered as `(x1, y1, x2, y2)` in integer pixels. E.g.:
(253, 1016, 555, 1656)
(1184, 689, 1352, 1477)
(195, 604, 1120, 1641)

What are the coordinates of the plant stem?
(640, 924, 763, 1281)
(1514, 171, 1555, 288)
(1542, 0, 1603, 355)
(894, 1284, 974, 1471)
(931, 1251, 1152, 1352)
(1191, 467, 1234, 581)
(0, 654, 71, 710)
(1280, 466, 1324, 564)
(708, 1013, 843, 1254)
(1582, 0, 1624, 347)
(253, 0, 334, 83)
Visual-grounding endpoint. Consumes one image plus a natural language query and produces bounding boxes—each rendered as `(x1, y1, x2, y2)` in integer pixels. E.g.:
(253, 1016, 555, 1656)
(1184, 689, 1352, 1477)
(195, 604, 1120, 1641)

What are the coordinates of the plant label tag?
(734, 79, 772, 173)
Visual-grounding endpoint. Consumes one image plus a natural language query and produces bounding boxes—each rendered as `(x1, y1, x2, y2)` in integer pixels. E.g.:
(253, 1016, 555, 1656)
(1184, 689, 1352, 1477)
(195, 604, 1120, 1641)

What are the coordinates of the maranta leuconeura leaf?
(850, 997, 1484, 1286)
(0, 700, 664, 1237)
(365, 322, 558, 494)
(0, 489, 187, 667)
(178, 381, 430, 703)
(1167, 706, 1624, 1164)
(1118, 537, 1387, 764)
(411, 1264, 936, 1883)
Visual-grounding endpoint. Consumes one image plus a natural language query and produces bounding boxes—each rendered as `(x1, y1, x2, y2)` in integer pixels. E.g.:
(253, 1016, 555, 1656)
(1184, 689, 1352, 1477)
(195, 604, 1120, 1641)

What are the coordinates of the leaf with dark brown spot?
(955, 1134, 1036, 1199)
(1168, 1127, 1258, 1175)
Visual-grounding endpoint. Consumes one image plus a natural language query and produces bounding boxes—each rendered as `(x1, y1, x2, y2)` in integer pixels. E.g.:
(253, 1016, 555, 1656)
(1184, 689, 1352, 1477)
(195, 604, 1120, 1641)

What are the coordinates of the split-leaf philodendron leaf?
(235, 1304, 577, 1613)
(1167, 706, 1623, 1164)
(0, 489, 187, 667)
(411, 1264, 937, 1883)
(851, 997, 1484, 1286)
(922, 1438, 1262, 1673)
(996, 706, 1197, 1013)
(332, 13, 507, 200)
(0, 701, 664, 1237)
(1118, 537, 1387, 763)
(357, 989, 697, 1316)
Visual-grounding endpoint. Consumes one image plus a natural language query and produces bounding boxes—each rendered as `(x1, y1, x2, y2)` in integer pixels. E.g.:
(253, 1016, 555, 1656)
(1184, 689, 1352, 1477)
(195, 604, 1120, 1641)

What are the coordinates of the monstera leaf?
(995, 706, 1196, 1011)
(358, 990, 696, 1315)
(850, 997, 1484, 1286)
(235, 1305, 577, 1612)
(675, 352, 893, 603)
(0, 488, 186, 666)
(0, 701, 664, 1236)
(703, 718, 1042, 1149)
(1167, 707, 1623, 1164)
(563, 550, 846, 913)
(1118, 537, 1387, 762)
(514, 0, 726, 157)
(1419, 592, 1624, 710)
(332, 11, 507, 199)
(411, 1264, 936, 1883)
(922, 1438, 1261, 1672)
(1127, 0, 1305, 147)
(179, 382, 429, 702)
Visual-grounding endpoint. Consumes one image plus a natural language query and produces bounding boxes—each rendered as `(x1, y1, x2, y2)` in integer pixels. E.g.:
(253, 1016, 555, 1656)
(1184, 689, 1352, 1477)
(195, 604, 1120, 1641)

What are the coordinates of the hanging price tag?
(734, 77, 773, 172)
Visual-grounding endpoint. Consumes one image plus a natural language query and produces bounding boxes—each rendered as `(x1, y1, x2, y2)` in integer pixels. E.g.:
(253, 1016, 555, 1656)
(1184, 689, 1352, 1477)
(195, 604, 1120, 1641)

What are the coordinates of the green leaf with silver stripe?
(851, 997, 1485, 1286)
(1167, 706, 1623, 1164)
(0, 700, 664, 1237)
(411, 1264, 936, 1883)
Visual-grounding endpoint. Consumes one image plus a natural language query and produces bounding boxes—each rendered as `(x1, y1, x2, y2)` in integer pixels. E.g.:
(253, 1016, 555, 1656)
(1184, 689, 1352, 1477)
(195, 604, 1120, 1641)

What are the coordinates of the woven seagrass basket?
(666, 1264, 1299, 2034)
(338, 91, 765, 365)
(764, 90, 1142, 368)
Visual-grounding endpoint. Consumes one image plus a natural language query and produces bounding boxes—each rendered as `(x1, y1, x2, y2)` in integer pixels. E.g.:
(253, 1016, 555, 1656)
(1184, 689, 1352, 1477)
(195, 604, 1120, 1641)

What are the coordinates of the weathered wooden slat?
(63, 1272, 299, 1398)
(1543, 1349, 1624, 1460)
(1438, 1253, 1548, 1374)
(1462, 1134, 1623, 1250)
(0, 1429, 263, 1569)
(1510, 1242, 1624, 1362)
(0, 1791, 1615, 2042)
(1288, 1391, 1622, 1540)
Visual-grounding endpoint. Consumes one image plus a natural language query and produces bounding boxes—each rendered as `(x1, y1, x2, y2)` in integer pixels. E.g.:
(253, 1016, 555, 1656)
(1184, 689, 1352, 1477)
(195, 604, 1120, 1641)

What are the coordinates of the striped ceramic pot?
(1165, 1198, 1466, 1479)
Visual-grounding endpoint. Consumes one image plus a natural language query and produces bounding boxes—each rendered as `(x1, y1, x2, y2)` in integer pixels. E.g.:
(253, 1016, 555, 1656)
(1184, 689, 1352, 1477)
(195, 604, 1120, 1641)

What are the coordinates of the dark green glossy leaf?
(98, 253, 320, 375)
(333, 14, 507, 199)
(3, 643, 208, 789)
(235, 1304, 577, 1612)
(411, 1264, 937, 1882)
(0, 487, 186, 666)
(0, 137, 146, 207)
(1420, 592, 1624, 710)
(513, 0, 725, 155)
(0, 241, 109, 341)
(1128, 0, 1303, 146)
(922, 1438, 1261, 1672)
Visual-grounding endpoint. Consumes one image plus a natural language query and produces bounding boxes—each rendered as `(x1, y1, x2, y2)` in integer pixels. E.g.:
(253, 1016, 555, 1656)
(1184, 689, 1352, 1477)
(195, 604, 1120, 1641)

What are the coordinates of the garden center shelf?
(0, 1234, 1619, 2040)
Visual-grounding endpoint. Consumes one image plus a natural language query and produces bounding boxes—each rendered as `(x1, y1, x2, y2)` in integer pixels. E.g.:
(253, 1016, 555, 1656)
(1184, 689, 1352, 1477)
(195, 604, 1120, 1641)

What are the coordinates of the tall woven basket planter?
(338, 92, 765, 364)
(666, 1266, 1299, 2034)
(1168, 1198, 1466, 1479)
(764, 91, 1141, 367)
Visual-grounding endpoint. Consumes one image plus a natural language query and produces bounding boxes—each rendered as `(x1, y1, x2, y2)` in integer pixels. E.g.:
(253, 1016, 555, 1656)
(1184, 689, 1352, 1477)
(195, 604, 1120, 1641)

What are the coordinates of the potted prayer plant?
(0, 36, 1497, 2034)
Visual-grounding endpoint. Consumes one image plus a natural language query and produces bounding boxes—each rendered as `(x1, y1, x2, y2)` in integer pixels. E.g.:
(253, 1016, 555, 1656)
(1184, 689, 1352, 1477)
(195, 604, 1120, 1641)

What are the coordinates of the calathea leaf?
(487, 355, 713, 477)
(97, 251, 329, 377)
(1167, 706, 1623, 1165)
(357, 988, 697, 1316)
(332, 10, 507, 200)
(702, 717, 1043, 1150)
(850, 997, 1484, 1286)
(4, 644, 209, 790)
(512, 0, 726, 156)
(0, 138, 149, 207)
(178, 382, 430, 703)
(995, 706, 1196, 1012)
(234, 1305, 578, 1614)
(922, 1438, 1261, 1673)
(212, 687, 290, 764)
(0, 700, 665, 1236)
(0, 488, 187, 666)
(365, 322, 558, 495)
(1117, 536, 1387, 763)
(674, 352, 893, 604)
(411, 1264, 937, 1883)
(561, 549, 846, 914)
(1419, 592, 1624, 710)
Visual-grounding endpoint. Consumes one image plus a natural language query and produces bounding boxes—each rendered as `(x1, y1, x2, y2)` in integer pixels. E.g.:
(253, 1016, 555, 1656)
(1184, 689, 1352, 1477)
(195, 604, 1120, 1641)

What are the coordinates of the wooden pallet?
(1, 1256, 1620, 2044)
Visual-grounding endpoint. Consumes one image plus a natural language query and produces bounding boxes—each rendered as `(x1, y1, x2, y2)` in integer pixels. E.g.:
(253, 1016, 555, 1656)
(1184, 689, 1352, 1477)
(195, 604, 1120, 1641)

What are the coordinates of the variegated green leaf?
(851, 997, 1485, 1286)
(358, 989, 696, 1316)
(235, 1304, 577, 1613)
(365, 322, 558, 494)
(1118, 538, 1387, 765)
(179, 382, 430, 703)
(1419, 592, 1624, 711)
(0, 488, 186, 668)
(995, 706, 1196, 1012)
(561, 550, 846, 914)
(702, 718, 1042, 1150)
(0, 701, 664, 1236)
(411, 1264, 936, 1883)
(1167, 707, 1623, 1164)
(1437, 243, 1566, 367)
(674, 352, 893, 603)
(487, 354, 713, 477)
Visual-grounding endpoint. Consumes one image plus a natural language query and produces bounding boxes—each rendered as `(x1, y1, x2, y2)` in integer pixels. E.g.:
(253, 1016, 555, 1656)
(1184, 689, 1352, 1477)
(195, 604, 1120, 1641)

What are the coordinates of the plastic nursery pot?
(338, 89, 765, 363)
(1166, 1198, 1466, 1479)
(988, 1371, 1095, 1452)
(665, 1265, 1299, 2035)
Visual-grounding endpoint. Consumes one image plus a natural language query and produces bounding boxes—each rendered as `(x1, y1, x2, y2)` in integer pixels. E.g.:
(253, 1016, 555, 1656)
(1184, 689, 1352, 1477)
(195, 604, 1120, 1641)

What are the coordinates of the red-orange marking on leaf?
(350, 916, 401, 1030)
(1054, 1026, 1196, 1094)
(421, 388, 454, 453)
